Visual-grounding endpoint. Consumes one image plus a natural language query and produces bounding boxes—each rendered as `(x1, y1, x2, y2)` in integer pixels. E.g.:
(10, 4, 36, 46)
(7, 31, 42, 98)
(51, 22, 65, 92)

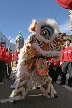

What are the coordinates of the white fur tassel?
(32, 43, 61, 60)
(28, 19, 37, 32)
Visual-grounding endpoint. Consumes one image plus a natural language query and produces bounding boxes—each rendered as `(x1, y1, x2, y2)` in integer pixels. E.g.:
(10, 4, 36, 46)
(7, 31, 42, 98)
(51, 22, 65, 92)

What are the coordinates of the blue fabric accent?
(42, 26, 53, 36)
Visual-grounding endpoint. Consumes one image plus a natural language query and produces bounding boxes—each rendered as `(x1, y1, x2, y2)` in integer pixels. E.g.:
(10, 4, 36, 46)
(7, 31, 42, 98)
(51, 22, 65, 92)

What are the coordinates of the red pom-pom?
(56, 42, 60, 46)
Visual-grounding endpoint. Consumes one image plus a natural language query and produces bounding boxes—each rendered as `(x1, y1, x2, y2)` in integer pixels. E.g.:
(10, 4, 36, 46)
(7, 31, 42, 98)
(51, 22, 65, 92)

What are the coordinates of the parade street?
(0, 78, 72, 108)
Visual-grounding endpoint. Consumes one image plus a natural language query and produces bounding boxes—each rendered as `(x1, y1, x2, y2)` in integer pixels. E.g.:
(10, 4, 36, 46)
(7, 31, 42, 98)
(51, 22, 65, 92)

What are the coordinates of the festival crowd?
(0, 42, 19, 84)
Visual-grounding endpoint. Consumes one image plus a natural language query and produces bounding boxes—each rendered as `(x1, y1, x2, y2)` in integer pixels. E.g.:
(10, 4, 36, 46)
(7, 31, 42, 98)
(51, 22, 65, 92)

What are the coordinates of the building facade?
(0, 31, 16, 53)
(16, 32, 24, 50)
(69, 10, 72, 31)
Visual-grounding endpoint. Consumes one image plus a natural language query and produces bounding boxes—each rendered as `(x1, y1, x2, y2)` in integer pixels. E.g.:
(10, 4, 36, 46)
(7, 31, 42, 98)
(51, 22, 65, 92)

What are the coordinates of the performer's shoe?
(59, 73, 66, 85)
(0, 82, 3, 84)
(59, 82, 65, 85)
(68, 77, 72, 87)
(12, 100, 19, 103)
(10, 85, 15, 89)
(54, 94, 58, 98)
(36, 87, 40, 89)
(52, 81, 56, 84)
(68, 83, 72, 87)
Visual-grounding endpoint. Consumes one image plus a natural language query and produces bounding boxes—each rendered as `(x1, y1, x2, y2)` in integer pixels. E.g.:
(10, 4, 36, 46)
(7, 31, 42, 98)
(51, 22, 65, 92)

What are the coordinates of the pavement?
(0, 78, 72, 108)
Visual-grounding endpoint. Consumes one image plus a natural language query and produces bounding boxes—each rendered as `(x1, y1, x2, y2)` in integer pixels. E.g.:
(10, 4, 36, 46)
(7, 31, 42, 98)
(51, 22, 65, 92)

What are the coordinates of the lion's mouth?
(36, 38, 61, 51)
(49, 38, 61, 51)
(36, 39, 44, 48)
(40, 25, 53, 40)
(40, 28, 50, 40)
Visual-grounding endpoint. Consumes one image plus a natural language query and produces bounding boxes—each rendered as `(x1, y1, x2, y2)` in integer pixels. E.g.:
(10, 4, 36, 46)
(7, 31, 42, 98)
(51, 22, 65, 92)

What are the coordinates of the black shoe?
(52, 81, 56, 84)
(60, 73, 66, 85)
(68, 84, 72, 87)
(54, 94, 58, 98)
(36, 87, 40, 89)
(59, 82, 65, 85)
(68, 77, 72, 87)
(0, 82, 3, 84)
(12, 100, 19, 103)
(68, 83, 72, 87)
(52, 79, 57, 83)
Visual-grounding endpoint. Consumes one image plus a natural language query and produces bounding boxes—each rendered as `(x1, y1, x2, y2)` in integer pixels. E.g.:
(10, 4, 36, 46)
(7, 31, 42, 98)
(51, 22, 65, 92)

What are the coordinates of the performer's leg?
(10, 73, 32, 102)
(52, 66, 58, 83)
(40, 75, 58, 98)
(5, 64, 8, 78)
(68, 63, 72, 86)
(0, 61, 5, 83)
(49, 64, 55, 82)
(59, 62, 69, 85)
(8, 64, 12, 78)
(53, 66, 62, 82)
(49, 65, 59, 83)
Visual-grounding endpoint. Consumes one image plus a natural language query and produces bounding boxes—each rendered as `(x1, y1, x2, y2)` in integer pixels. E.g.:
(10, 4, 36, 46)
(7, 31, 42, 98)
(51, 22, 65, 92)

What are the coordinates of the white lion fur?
(9, 18, 60, 101)
(28, 19, 37, 32)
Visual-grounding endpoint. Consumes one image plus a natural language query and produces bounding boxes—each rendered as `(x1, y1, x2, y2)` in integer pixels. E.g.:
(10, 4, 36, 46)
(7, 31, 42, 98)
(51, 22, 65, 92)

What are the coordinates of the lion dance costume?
(1, 18, 65, 103)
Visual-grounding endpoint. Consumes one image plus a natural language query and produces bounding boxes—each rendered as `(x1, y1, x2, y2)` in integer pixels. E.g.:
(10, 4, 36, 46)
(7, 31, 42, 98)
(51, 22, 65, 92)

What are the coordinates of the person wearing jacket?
(0, 42, 6, 84)
(60, 39, 72, 86)
(13, 49, 19, 64)
(6, 48, 12, 78)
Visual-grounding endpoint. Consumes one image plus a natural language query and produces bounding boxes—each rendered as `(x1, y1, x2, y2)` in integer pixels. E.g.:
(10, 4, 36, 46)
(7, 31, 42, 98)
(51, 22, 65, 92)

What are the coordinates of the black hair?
(66, 39, 71, 43)
(1, 42, 5, 44)
(0, 42, 2, 46)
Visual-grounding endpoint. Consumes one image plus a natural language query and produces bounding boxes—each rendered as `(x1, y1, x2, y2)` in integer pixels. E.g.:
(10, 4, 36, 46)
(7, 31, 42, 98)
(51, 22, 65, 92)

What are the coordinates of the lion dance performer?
(1, 18, 65, 103)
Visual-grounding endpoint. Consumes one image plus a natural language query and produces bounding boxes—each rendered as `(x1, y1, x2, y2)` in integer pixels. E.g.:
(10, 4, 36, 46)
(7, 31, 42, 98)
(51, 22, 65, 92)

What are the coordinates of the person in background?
(6, 48, 12, 78)
(13, 49, 20, 64)
(60, 39, 72, 86)
(0, 42, 6, 84)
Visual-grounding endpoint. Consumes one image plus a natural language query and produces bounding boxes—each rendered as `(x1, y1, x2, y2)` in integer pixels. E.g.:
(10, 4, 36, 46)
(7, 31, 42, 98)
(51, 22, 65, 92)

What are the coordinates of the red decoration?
(31, 27, 36, 32)
(36, 58, 48, 76)
(56, 42, 60, 46)
(56, 0, 72, 10)
(26, 46, 30, 50)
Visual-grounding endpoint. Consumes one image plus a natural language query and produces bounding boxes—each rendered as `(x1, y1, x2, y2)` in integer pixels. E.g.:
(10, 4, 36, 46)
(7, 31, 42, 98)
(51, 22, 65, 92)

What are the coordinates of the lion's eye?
(40, 25, 53, 40)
